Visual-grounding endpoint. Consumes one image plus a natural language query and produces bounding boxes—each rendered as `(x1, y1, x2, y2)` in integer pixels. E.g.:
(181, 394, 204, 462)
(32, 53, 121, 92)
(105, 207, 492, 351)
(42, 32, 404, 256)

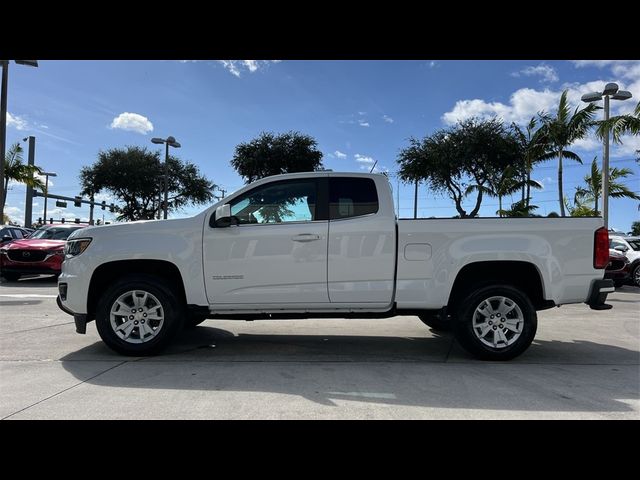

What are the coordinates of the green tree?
(630, 221, 640, 236)
(483, 165, 542, 217)
(574, 156, 640, 214)
(231, 131, 324, 184)
(540, 90, 598, 217)
(498, 199, 540, 218)
(1, 142, 45, 217)
(80, 146, 215, 221)
(511, 117, 552, 207)
(397, 118, 520, 218)
(595, 101, 640, 143)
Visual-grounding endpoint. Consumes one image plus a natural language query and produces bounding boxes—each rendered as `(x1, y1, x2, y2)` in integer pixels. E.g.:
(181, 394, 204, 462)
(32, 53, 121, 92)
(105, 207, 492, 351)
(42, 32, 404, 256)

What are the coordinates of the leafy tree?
(498, 199, 540, 217)
(630, 221, 640, 236)
(573, 156, 640, 214)
(540, 90, 598, 216)
(231, 131, 324, 184)
(511, 117, 552, 207)
(80, 146, 215, 221)
(565, 196, 597, 217)
(397, 118, 520, 218)
(595, 101, 640, 143)
(547, 212, 560, 218)
(482, 165, 542, 217)
(1, 142, 45, 217)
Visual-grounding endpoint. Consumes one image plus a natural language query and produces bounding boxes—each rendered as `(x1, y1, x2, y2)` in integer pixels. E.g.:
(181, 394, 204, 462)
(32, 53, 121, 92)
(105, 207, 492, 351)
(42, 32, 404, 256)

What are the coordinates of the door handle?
(292, 234, 321, 242)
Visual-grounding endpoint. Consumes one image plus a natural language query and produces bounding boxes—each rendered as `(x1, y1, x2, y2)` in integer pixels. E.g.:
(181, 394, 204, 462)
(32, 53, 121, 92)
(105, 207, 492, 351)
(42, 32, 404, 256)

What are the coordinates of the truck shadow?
(59, 325, 640, 413)
(0, 275, 57, 287)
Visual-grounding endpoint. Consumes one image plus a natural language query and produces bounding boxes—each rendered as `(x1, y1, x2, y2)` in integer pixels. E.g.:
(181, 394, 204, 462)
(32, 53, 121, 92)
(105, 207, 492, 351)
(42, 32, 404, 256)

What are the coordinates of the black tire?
(632, 265, 640, 288)
(452, 284, 537, 361)
(418, 313, 451, 332)
(1, 272, 20, 281)
(184, 312, 208, 329)
(95, 274, 185, 356)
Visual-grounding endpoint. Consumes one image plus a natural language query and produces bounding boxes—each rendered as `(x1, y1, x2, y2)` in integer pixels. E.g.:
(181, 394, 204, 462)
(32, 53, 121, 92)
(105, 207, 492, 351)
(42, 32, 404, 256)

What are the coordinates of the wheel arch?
(447, 260, 550, 311)
(87, 259, 187, 319)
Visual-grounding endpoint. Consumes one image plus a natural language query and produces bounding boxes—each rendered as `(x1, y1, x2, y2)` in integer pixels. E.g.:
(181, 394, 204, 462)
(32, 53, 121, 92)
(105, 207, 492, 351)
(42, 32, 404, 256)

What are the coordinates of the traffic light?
(74, 196, 82, 207)
(101, 201, 106, 210)
(109, 203, 115, 213)
(75, 218, 80, 224)
(61, 218, 65, 223)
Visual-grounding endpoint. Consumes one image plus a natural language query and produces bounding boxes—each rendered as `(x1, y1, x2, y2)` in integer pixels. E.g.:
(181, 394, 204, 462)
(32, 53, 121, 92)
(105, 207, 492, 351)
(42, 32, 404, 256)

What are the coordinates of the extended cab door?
(203, 177, 330, 306)
(327, 176, 396, 306)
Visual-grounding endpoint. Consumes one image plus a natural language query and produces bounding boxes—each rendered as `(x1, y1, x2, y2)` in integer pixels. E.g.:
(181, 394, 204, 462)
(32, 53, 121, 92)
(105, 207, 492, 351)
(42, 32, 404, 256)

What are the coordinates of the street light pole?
(151, 136, 181, 220)
(0, 60, 38, 224)
(23, 136, 35, 227)
(164, 141, 169, 220)
(42, 171, 57, 224)
(602, 94, 610, 229)
(581, 83, 633, 230)
(0, 61, 8, 223)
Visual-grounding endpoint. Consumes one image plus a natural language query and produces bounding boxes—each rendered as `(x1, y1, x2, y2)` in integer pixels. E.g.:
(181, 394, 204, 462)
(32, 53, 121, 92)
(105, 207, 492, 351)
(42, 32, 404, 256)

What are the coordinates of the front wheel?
(95, 274, 184, 356)
(453, 285, 537, 361)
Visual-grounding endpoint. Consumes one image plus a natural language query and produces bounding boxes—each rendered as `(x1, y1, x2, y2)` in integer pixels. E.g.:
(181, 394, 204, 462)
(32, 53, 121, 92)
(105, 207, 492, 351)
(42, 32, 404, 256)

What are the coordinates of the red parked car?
(0, 224, 87, 281)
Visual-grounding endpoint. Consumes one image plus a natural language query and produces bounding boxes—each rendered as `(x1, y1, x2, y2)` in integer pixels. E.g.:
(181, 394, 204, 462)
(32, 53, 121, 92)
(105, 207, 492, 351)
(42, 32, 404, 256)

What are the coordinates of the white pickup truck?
(57, 172, 614, 360)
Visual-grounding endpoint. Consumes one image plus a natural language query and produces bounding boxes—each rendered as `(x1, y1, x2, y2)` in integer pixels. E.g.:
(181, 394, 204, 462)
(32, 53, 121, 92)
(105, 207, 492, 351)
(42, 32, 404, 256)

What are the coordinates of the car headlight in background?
(64, 238, 92, 257)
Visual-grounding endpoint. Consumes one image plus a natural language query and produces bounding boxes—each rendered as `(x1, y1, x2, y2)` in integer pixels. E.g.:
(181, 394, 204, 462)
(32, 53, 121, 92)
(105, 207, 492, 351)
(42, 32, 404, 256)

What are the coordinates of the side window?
(228, 179, 317, 225)
(11, 229, 24, 239)
(329, 177, 378, 220)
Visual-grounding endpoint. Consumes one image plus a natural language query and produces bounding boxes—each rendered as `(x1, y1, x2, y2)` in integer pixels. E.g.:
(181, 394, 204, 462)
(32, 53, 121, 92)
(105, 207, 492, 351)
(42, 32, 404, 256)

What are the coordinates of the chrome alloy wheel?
(634, 266, 640, 287)
(109, 290, 164, 344)
(472, 296, 524, 349)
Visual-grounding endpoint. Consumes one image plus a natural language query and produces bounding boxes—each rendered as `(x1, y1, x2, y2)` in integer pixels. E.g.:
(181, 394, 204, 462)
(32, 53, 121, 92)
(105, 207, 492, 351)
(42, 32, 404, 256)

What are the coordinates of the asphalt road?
(1, 275, 638, 419)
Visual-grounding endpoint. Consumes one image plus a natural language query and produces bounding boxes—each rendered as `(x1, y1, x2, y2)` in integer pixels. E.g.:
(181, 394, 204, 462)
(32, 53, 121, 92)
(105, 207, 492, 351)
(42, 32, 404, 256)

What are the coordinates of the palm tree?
(595, 100, 640, 143)
(511, 117, 551, 208)
(574, 156, 640, 213)
(499, 199, 540, 217)
(540, 90, 598, 216)
(478, 165, 543, 217)
(2, 142, 45, 214)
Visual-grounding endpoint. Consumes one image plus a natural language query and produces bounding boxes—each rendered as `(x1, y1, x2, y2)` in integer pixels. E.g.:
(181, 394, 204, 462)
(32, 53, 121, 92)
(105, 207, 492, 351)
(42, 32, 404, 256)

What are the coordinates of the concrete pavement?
(1, 275, 638, 419)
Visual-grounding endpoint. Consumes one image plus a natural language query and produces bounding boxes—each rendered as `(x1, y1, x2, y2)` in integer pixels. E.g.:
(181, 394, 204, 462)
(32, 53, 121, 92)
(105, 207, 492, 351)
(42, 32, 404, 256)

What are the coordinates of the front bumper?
(585, 279, 614, 310)
(56, 294, 90, 334)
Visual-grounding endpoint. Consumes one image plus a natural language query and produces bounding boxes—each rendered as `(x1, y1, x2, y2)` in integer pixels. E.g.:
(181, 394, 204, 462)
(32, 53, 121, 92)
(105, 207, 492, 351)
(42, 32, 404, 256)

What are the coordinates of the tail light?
(594, 227, 609, 269)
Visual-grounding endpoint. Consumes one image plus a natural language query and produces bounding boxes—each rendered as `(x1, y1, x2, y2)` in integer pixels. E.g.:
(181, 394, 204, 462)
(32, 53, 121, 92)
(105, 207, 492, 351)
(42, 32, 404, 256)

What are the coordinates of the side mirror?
(214, 204, 232, 227)
(1, 235, 12, 243)
(614, 245, 628, 252)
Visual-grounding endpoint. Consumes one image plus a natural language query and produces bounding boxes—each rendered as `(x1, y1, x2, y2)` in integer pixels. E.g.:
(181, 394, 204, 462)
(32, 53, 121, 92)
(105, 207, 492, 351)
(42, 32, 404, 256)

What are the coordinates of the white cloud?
(334, 150, 347, 159)
(7, 112, 28, 130)
(217, 60, 280, 77)
(358, 120, 370, 127)
(429, 61, 437, 68)
(383, 114, 394, 123)
(355, 154, 375, 166)
(512, 63, 558, 83)
(110, 112, 154, 135)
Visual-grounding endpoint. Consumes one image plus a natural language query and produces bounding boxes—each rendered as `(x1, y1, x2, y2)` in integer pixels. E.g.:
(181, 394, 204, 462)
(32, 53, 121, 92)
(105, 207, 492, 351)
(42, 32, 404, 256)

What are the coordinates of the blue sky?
(5, 60, 639, 230)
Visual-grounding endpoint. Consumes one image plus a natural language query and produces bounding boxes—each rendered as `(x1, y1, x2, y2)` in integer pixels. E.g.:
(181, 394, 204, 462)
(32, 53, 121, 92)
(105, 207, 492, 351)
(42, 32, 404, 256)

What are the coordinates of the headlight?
(65, 238, 92, 257)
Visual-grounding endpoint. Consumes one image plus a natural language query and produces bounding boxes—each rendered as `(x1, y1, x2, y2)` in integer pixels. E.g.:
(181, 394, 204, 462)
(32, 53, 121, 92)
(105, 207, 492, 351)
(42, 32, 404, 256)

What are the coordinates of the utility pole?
(23, 136, 35, 227)
(413, 180, 418, 219)
(0, 61, 8, 224)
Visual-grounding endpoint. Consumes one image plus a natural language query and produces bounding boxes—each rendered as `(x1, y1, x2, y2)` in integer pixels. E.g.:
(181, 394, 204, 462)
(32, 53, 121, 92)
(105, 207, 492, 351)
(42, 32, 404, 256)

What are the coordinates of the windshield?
(627, 240, 640, 251)
(30, 227, 82, 240)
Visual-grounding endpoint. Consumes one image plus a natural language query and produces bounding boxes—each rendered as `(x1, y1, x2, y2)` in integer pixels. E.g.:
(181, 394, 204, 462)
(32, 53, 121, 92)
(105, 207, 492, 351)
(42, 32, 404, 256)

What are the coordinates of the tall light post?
(151, 136, 181, 220)
(41, 171, 57, 224)
(0, 60, 38, 224)
(22, 136, 35, 227)
(582, 83, 633, 230)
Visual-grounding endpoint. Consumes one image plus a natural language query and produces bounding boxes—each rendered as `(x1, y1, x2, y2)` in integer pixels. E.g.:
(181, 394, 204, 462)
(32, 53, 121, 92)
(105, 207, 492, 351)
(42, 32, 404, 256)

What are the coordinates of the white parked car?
(57, 172, 614, 360)
(609, 235, 640, 287)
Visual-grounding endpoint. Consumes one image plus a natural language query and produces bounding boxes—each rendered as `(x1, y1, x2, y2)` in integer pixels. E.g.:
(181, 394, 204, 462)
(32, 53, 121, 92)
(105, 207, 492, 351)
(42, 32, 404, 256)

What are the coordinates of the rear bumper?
(585, 279, 615, 310)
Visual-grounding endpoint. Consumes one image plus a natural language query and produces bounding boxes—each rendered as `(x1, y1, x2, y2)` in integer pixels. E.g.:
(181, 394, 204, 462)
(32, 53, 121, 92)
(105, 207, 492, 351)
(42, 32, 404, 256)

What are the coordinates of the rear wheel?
(633, 265, 640, 288)
(95, 274, 184, 356)
(453, 284, 537, 361)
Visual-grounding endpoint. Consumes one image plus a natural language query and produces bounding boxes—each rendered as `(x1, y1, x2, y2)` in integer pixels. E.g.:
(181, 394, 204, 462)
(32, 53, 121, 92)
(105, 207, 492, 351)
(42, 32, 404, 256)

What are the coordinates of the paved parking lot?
(1, 275, 638, 419)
